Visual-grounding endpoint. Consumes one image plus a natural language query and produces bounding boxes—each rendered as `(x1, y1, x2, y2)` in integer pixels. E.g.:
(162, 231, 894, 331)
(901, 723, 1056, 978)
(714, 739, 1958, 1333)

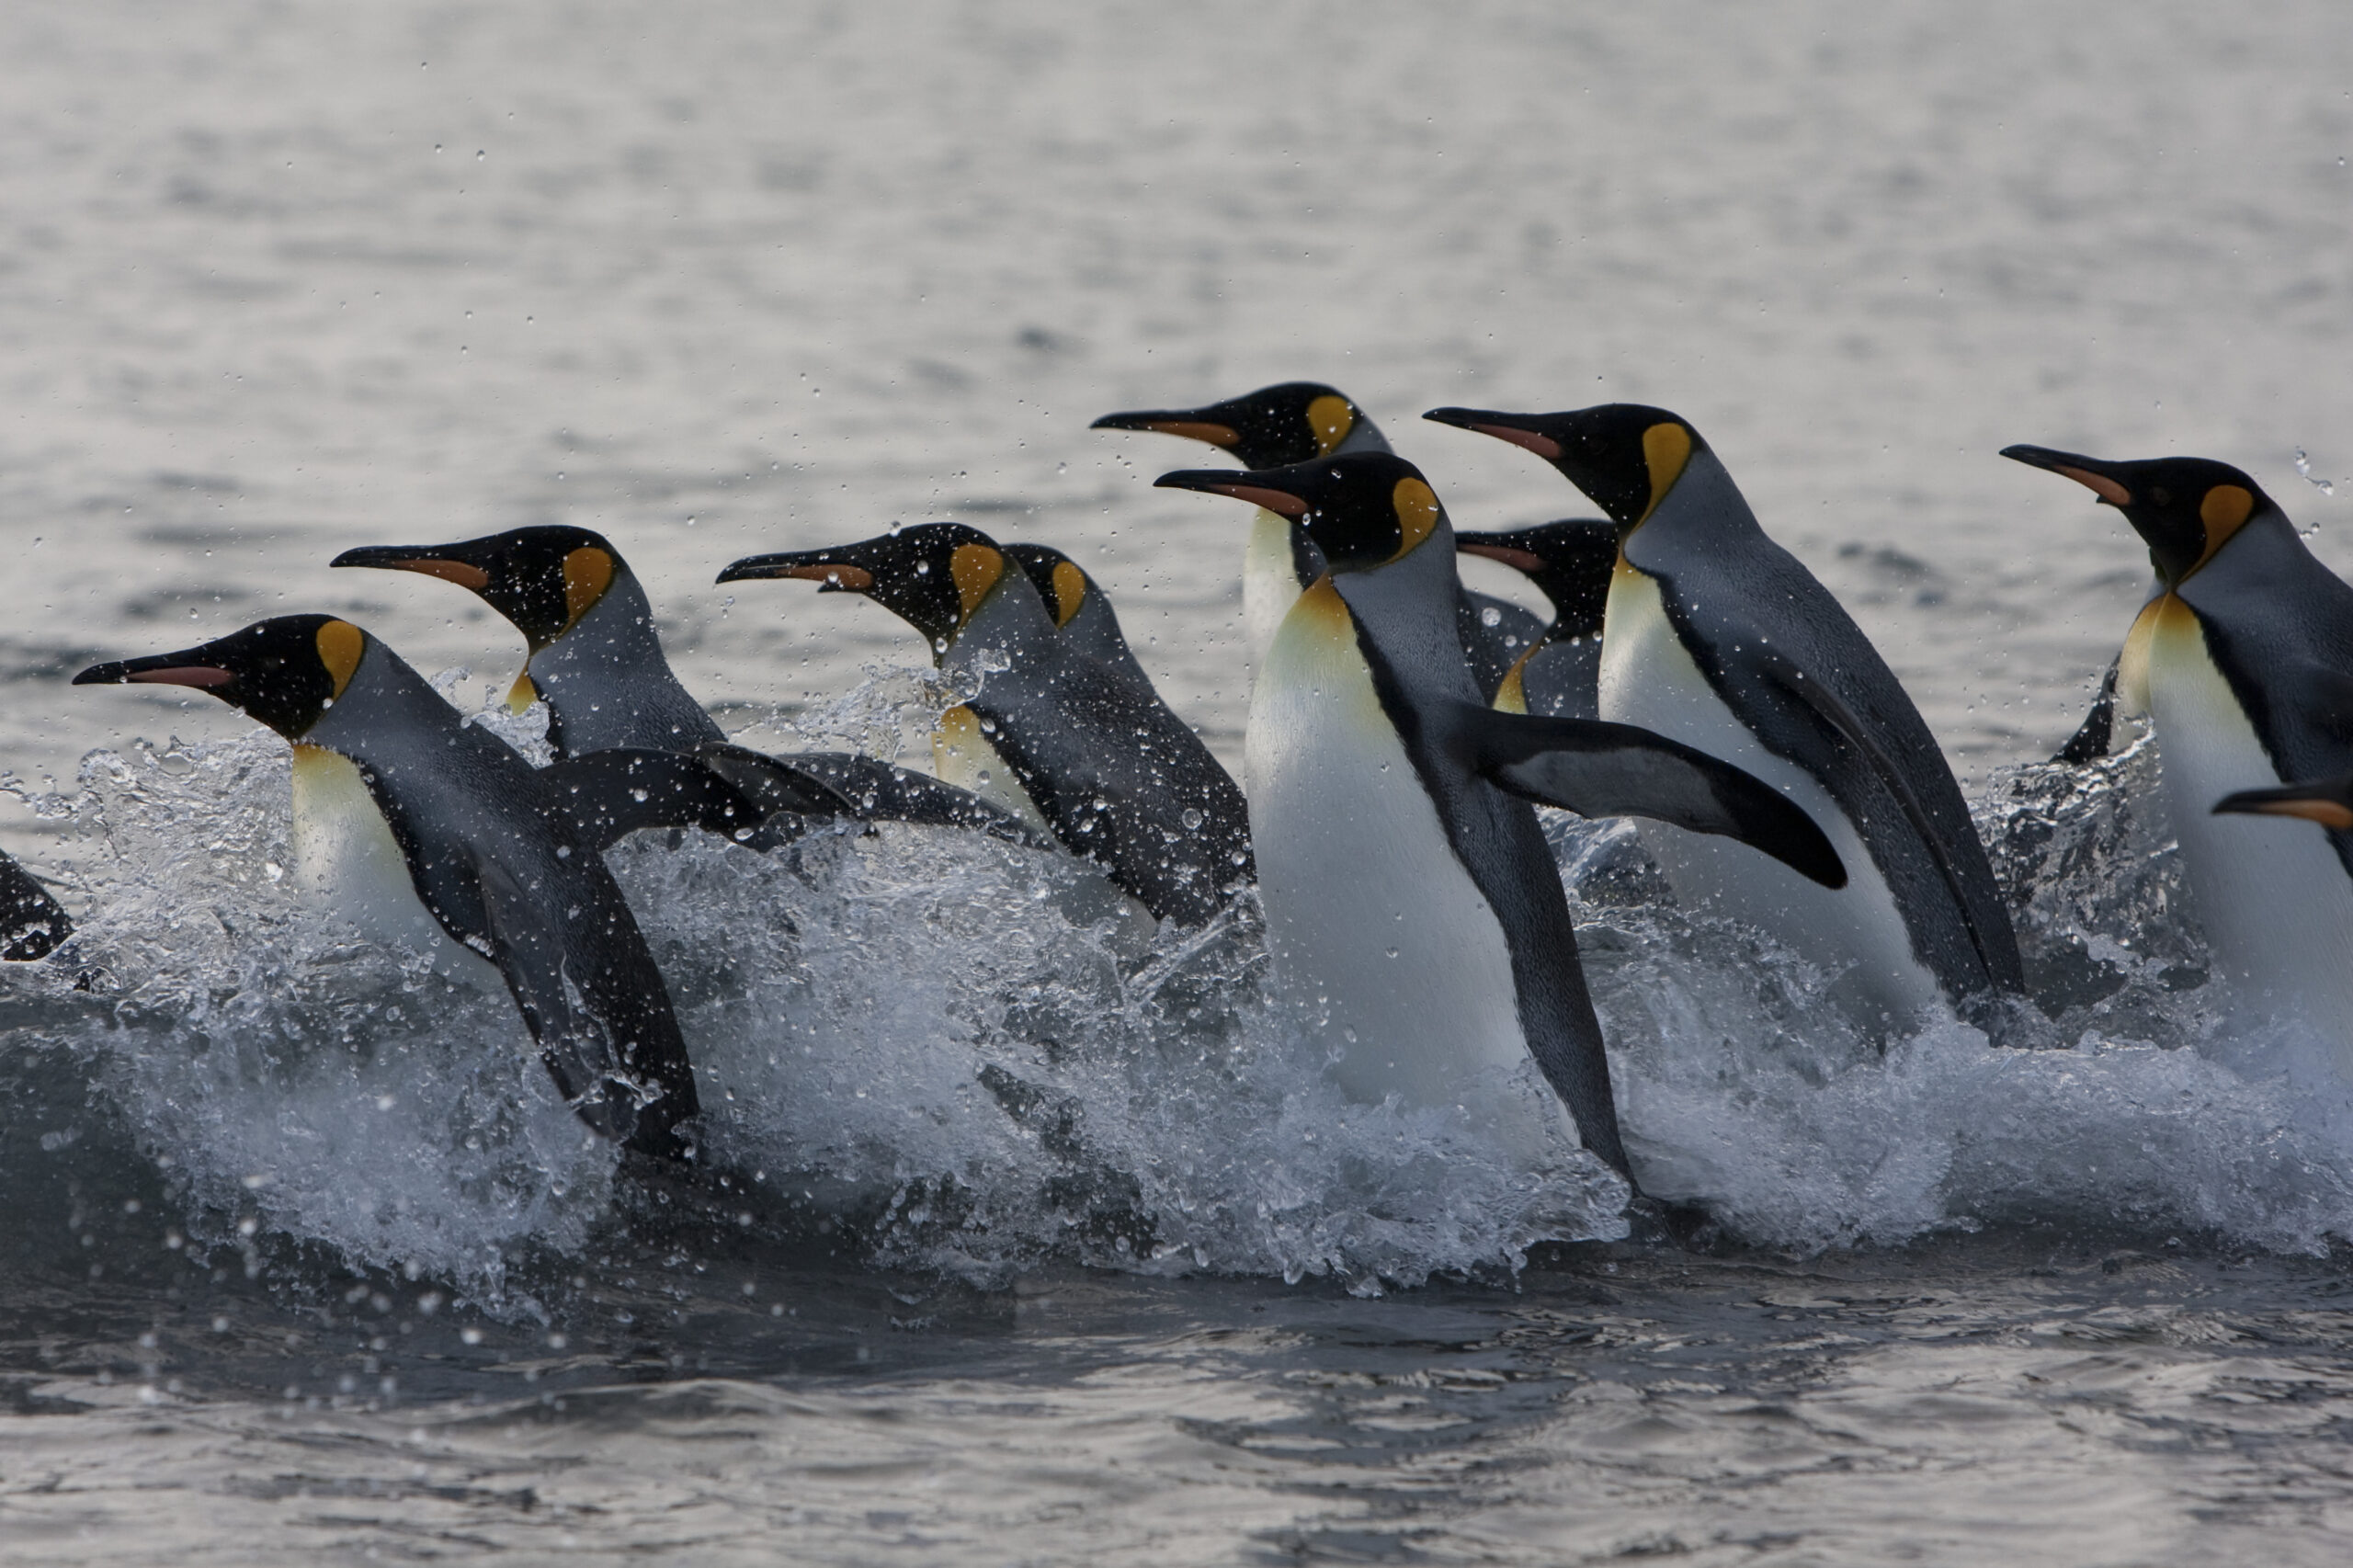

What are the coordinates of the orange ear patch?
(1639, 423, 1693, 523)
(1050, 560, 1087, 627)
(950, 543, 1004, 619)
(563, 547, 614, 627)
(1307, 394, 1355, 457)
(316, 619, 365, 699)
(1391, 477, 1440, 560)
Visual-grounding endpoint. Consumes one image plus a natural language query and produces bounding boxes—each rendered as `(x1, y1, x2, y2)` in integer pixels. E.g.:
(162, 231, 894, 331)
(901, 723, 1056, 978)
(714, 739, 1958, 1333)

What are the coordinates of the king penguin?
(1426, 403, 2024, 1022)
(1091, 382, 1544, 696)
(2006, 445, 2353, 1052)
(718, 526, 1254, 926)
(332, 526, 1040, 844)
(1453, 519, 1620, 720)
(0, 847, 70, 961)
(72, 616, 787, 1155)
(1156, 452, 1844, 1177)
(1001, 542, 1157, 697)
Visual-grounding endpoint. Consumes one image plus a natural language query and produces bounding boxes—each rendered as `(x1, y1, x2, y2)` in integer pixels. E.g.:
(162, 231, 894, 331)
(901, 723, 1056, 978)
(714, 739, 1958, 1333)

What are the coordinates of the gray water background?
(7, 1, 2353, 1562)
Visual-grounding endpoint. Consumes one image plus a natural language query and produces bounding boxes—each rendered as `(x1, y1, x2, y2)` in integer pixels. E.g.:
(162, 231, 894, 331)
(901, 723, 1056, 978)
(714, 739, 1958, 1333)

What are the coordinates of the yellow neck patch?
(2191, 484, 2256, 574)
(506, 670, 539, 713)
(1049, 560, 1087, 627)
(316, 619, 364, 699)
(1638, 423, 1693, 525)
(1307, 394, 1355, 457)
(1391, 477, 1440, 561)
(563, 547, 614, 630)
(951, 543, 1005, 620)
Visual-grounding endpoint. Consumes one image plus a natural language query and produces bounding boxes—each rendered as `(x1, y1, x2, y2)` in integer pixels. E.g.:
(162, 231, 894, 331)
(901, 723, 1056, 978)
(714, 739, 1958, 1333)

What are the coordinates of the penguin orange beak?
(1091, 409, 1242, 449)
(1998, 446, 2134, 507)
(715, 551, 878, 592)
(74, 653, 235, 688)
(330, 545, 494, 590)
(2212, 778, 2353, 832)
(1152, 469, 1312, 517)
(1455, 540, 1547, 574)
(1424, 407, 1566, 461)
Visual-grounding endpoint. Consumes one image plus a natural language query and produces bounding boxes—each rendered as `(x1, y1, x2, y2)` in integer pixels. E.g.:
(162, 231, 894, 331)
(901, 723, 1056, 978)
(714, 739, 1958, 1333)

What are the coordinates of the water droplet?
(1180, 808, 1203, 830)
(1480, 605, 1502, 627)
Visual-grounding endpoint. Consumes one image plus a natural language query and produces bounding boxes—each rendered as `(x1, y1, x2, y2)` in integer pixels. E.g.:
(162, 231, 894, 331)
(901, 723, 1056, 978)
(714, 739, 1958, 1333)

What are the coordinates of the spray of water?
(6, 682, 2353, 1312)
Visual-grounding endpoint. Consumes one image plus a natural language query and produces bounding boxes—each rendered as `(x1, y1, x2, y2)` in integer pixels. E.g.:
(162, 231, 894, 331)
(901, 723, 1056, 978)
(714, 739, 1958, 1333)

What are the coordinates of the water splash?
(7, 693, 2353, 1312)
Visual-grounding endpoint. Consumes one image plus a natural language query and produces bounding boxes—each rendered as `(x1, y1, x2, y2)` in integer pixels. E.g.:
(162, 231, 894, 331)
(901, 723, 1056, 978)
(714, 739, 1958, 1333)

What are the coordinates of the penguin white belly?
(1242, 507, 1302, 667)
(932, 706, 1052, 832)
(1246, 579, 1578, 1158)
(1597, 566, 1942, 1023)
(289, 745, 497, 985)
(2129, 598, 2353, 1058)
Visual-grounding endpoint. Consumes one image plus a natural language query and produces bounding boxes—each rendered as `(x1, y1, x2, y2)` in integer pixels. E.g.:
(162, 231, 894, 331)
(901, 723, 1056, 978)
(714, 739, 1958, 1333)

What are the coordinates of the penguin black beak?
(1153, 469, 1312, 517)
(2211, 778, 2353, 831)
(1090, 409, 1241, 448)
(330, 545, 493, 590)
(74, 651, 236, 689)
(1424, 407, 1565, 461)
(1998, 446, 2134, 507)
(716, 551, 877, 593)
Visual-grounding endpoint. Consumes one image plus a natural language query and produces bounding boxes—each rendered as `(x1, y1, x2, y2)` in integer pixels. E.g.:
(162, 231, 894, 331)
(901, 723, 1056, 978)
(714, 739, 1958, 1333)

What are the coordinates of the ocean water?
(6, 1, 2353, 1562)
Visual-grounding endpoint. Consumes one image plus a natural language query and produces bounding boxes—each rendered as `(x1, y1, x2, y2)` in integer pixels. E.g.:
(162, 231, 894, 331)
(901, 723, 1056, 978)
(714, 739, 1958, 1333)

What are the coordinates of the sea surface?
(6, 2, 2353, 1562)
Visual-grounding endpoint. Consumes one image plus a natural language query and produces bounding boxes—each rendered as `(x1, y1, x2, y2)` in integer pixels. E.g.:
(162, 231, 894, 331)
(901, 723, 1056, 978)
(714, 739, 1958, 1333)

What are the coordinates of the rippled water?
(6, 1, 2353, 1562)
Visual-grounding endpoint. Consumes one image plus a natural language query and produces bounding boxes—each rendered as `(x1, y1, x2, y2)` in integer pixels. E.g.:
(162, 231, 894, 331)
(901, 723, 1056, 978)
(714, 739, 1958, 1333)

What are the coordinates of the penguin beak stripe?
(1459, 542, 1546, 574)
(2055, 466, 2132, 507)
(125, 665, 235, 688)
(1158, 479, 1311, 517)
(757, 564, 876, 591)
(1127, 419, 1240, 446)
(2214, 796, 2353, 831)
(1471, 424, 1563, 460)
(391, 558, 492, 590)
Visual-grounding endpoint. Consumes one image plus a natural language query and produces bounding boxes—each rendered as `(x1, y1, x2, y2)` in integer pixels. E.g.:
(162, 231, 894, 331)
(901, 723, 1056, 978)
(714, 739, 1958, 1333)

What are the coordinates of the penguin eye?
(2149, 486, 2172, 506)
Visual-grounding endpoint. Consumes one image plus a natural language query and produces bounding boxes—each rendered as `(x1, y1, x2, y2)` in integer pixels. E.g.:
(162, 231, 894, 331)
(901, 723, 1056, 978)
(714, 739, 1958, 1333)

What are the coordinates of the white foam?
(11, 705, 2353, 1308)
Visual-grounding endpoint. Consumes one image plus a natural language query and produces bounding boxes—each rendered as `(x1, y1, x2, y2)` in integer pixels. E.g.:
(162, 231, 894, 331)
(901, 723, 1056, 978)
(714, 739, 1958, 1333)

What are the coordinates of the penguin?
(1453, 519, 1620, 719)
(1091, 382, 1544, 695)
(1426, 403, 2024, 1022)
(1001, 542, 1157, 696)
(718, 525, 1254, 926)
(332, 527, 1040, 846)
(72, 617, 794, 1156)
(2005, 446, 2353, 1048)
(1156, 452, 1844, 1176)
(0, 848, 70, 960)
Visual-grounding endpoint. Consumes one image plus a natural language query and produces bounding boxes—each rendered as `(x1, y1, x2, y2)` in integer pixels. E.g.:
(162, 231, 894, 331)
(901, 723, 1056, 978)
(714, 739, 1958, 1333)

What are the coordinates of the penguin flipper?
(1749, 656, 2018, 986)
(540, 748, 783, 852)
(0, 851, 71, 961)
(1449, 703, 1847, 889)
(717, 747, 1059, 849)
(470, 851, 699, 1157)
(2052, 657, 2120, 765)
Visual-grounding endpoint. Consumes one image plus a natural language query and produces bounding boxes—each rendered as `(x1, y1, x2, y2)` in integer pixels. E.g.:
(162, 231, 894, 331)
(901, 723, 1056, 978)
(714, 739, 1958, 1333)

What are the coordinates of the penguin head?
(1001, 542, 1097, 631)
(74, 615, 371, 740)
(1093, 381, 1375, 469)
(718, 523, 1012, 648)
(1424, 403, 1707, 530)
(2000, 446, 2278, 586)
(332, 526, 625, 650)
(1454, 520, 1620, 626)
(1154, 452, 1449, 574)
